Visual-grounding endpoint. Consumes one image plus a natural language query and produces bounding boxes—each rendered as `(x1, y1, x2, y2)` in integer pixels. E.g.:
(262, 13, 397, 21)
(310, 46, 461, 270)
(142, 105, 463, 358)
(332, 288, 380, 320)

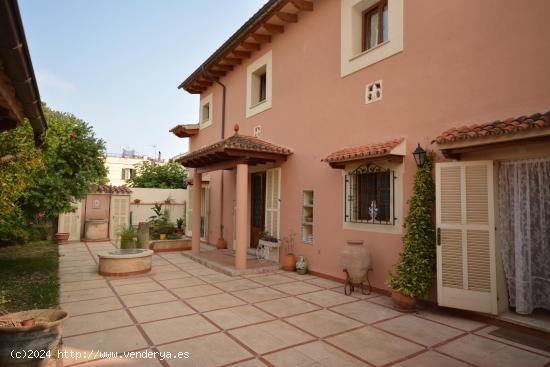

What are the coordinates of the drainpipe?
(203, 67, 227, 244)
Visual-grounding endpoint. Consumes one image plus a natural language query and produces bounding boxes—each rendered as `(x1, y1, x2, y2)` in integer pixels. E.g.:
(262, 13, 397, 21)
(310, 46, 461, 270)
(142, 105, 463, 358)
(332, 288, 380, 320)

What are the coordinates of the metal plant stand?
(343, 269, 372, 296)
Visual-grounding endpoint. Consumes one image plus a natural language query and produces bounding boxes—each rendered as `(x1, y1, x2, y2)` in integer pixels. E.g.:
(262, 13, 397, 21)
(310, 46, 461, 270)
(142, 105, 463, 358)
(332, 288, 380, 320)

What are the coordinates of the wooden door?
(436, 161, 498, 314)
(265, 168, 281, 239)
(109, 195, 130, 243)
(250, 172, 266, 248)
(58, 201, 82, 241)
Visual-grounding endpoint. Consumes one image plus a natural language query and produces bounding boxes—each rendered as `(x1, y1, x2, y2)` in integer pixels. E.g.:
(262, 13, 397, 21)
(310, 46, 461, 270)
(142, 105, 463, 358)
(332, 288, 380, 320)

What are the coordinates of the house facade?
(172, 0, 550, 316)
(105, 150, 164, 186)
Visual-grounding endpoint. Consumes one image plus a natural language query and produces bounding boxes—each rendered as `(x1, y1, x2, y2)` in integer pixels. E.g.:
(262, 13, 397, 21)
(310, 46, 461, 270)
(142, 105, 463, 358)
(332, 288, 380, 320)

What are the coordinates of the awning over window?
(170, 124, 199, 138)
(322, 138, 405, 169)
(175, 126, 292, 173)
(433, 111, 550, 158)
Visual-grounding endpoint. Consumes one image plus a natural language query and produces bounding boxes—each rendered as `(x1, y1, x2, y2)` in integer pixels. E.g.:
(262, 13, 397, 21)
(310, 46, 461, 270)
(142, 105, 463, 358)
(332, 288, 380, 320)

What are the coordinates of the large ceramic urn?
(340, 240, 371, 283)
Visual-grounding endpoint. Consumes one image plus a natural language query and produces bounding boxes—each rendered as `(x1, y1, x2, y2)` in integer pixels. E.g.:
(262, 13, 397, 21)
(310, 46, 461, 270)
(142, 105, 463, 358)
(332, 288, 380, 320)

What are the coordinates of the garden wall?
(129, 188, 187, 226)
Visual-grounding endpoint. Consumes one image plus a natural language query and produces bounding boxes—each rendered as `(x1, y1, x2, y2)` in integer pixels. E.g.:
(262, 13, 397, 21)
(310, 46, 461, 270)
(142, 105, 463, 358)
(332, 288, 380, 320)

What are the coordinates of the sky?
(19, 0, 267, 159)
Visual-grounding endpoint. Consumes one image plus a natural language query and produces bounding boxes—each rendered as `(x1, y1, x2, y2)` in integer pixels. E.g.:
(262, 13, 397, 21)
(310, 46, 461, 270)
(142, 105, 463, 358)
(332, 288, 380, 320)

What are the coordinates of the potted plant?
(148, 203, 171, 240)
(216, 224, 227, 249)
(387, 153, 435, 311)
(54, 232, 69, 244)
(280, 231, 296, 271)
(175, 217, 185, 235)
(0, 309, 68, 366)
(164, 195, 173, 204)
(117, 226, 137, 249)
(133, 198, 141, 204)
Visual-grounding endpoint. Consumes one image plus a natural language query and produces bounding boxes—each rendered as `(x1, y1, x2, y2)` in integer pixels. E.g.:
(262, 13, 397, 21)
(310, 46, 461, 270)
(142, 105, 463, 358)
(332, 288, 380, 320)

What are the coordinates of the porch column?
(235, 163, 248, 270)
(192, 170, 202, 255)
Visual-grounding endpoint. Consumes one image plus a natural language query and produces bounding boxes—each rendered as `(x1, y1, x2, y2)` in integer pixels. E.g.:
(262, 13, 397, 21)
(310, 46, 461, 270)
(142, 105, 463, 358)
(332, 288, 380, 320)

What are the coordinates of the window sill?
(249, 99, 268, 109)
(199, 121, 212, 129)
(349, 40, 390, 62)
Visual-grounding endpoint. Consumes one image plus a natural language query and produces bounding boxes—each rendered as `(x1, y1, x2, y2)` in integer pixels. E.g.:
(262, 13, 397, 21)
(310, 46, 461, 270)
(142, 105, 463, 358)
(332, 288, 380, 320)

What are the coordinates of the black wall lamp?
(413, 144, 427, 167)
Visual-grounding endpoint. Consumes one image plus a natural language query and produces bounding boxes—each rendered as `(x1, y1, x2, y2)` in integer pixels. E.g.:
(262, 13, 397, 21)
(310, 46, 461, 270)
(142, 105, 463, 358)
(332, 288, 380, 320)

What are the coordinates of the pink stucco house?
(172, 0, 550, 320)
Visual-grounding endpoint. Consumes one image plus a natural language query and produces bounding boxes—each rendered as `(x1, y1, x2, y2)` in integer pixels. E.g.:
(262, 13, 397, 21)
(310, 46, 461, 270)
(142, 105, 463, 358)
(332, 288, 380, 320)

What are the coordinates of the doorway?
(250, 172, 266, 248)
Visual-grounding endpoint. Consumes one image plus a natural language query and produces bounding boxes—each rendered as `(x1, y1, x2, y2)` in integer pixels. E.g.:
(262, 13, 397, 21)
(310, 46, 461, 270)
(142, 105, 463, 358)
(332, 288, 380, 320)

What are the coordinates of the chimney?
(158, 151, 162, 161)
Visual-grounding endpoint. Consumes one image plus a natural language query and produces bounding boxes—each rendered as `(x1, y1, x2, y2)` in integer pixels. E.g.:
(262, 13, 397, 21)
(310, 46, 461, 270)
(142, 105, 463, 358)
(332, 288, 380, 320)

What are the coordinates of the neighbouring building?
(105, 149, 164, 186)
(171, 0, 550, 320)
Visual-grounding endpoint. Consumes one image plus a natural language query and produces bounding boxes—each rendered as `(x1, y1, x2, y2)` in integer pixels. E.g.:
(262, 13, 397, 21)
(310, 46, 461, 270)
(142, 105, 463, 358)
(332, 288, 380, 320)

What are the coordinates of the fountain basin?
(98, 249, 153, 276)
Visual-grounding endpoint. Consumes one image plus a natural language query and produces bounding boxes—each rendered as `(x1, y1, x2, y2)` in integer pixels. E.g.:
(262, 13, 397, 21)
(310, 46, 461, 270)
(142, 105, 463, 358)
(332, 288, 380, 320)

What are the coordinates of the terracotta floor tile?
(186, 293, 245, 312)
(232, 287, 287, 303)
(59, 273, 104, 283)
(61, 279, 108, 292)
(213, 278, 263, 292)
(229, 320, 314, 354)
(286, 309, 362, 337)
(62, 326, 148, 366)
(255, 297, 320, 318)
(129, 300, 195, 323)
(475, 325, 550, 357)
(265, 340, 367, 366)
(271, 281, 323, 295)
(113, 281, 164, 295)
(199, 273, 237, 283)
(120, 290, 177, 307)
(417, 308, 486, 331)
(60, 297, 122, 316)
(84, 349, 163, 366)
(436, 334, 550, 367)
(171, 284, 222, 299)
(393, 351, 469, 367)
(229, 358, 268, 367)
(64, 309, 133, 336)
(60, 287, 115, 303)
(297, 290, 354, 308)
(141, 314, 218, 345)
(151, 264, 181, 274)
(327, 326, 423, 366)
(158, 276, 206, 289)
(157, 332, 252, 367)
(252, 274, 295, 286)
(151, 271, 191, 281)
(376, 314, 464, 346)
(107, 276, 152, 286)
(330, 300, 401, 324)
(203, 304, 274, 329)
(304, 278, 342, 289)
(283, 273, 318, 281)
(367, 295, 395, 308)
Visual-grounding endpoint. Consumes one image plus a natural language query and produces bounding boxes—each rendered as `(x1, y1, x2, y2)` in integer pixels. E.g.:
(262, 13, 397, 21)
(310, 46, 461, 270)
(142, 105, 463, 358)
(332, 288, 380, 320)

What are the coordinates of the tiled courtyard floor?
(57, 242, 550, 367)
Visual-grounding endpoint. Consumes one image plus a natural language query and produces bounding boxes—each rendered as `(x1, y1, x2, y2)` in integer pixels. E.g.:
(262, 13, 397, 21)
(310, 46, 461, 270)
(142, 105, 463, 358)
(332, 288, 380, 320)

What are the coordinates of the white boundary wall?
(130, 188, 187, 226)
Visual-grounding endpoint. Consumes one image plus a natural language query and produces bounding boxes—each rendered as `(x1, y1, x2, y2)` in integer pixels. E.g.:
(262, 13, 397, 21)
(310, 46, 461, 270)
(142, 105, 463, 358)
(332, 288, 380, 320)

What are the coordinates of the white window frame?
(341, 0, 403, 77)
(246, 51, 272, 118)
(199, 93, 213, 129)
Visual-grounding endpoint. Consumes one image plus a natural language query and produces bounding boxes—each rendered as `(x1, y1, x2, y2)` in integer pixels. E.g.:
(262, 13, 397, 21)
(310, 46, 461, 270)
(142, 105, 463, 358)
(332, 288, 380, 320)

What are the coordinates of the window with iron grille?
(344, 163, 395, 225)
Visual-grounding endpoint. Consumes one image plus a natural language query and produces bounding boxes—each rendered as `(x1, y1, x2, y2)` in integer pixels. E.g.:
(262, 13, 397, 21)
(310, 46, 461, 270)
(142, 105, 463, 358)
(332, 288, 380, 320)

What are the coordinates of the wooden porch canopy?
(433, 111, 550, 159)
(175, 125, 292, 174)
(169, 123, 199, 138)
(322, 138, 405, 169)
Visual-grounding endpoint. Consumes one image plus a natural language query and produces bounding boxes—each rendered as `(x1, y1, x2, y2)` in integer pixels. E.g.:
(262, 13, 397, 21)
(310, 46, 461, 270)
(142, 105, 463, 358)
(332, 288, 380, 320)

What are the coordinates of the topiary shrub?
(387, 152, 436, 298)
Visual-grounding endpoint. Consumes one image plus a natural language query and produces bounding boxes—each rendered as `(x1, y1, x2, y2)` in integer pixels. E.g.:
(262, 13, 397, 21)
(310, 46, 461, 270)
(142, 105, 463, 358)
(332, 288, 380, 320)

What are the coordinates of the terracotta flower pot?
(391, 290, 417, 312)
(159, 233, 166, 240)
(282, 253, 296, 271)
(340, 240, 371, 284)
(216, 237, 227, 249)
(54, 232, 69, 245)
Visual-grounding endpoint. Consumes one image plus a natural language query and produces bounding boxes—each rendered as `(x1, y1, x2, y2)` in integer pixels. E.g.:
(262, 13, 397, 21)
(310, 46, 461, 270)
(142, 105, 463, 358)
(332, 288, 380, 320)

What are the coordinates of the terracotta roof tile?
(94, 185, 132, 194)
(170, 124, 200, 138)
(322, 138, 404, 164)
(433, 111, 550, 144)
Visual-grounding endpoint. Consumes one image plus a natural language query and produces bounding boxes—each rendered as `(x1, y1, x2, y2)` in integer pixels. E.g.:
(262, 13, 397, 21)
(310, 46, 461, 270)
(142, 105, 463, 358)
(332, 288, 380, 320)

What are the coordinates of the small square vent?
(253, 125, 262, 138)
(365, 80, 383, 104)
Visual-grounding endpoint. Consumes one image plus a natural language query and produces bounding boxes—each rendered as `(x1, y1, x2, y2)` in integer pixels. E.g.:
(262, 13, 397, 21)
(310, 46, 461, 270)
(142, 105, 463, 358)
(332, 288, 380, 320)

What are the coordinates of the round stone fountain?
(97, 249, 153, 276)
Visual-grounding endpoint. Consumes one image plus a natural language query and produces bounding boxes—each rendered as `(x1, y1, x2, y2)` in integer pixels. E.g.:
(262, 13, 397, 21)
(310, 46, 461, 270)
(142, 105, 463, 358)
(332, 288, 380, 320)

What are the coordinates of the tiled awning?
(176, 126, 292, 173)
(93, 185, 132, 194)
(322, 138, 405, 169)
(433, 111, 550, 157)
(170, 124, 199, 138)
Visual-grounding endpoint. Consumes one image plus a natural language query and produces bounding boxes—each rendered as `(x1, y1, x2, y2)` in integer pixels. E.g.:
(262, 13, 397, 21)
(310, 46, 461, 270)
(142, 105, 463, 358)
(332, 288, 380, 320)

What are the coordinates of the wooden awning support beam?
(263, 23, 284, 34)
(291, 0, 313, 11)
(276, 11, 298, 23)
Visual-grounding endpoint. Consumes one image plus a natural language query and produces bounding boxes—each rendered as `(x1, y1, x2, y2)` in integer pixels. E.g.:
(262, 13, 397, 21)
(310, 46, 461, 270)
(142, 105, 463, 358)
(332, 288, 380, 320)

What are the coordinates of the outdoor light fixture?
(413, 144, 427, 167)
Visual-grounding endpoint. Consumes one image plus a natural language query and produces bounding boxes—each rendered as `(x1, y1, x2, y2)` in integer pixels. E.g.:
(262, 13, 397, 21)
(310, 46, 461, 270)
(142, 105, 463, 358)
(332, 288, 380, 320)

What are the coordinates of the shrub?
(117, 226, 137, 249)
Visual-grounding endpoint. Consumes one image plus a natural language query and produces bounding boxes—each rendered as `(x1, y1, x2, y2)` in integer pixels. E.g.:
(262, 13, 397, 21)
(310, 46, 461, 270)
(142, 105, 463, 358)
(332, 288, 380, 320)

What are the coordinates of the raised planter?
(149, 237, 191, 253)
(54, 233, 69, 245)
(258, 239, 280, 262)
(97, 249, 153, 276)
(0, 309, 68, 367)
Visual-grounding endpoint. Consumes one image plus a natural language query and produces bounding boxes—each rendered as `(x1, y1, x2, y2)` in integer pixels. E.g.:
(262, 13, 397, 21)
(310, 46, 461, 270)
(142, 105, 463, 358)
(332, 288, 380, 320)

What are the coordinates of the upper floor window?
(121, 168, 135, 180)
(362, 0, 388, 51)
(246, 51, 272, 118)
(199, 93, 213, 128)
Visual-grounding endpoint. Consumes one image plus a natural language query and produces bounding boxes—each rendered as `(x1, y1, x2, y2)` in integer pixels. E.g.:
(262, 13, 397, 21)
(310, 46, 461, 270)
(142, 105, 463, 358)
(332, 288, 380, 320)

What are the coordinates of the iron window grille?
(344, 163, 396, 225)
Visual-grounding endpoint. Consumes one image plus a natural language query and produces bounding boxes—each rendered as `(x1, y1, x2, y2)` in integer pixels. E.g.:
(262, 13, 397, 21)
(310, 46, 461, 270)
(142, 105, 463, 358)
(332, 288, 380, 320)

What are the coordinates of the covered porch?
(176, 124, 292, 272)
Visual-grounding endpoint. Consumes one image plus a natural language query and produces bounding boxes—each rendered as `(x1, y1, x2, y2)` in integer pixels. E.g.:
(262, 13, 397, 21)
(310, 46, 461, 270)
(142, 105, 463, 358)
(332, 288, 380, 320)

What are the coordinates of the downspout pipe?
(203, 67, 227, 244)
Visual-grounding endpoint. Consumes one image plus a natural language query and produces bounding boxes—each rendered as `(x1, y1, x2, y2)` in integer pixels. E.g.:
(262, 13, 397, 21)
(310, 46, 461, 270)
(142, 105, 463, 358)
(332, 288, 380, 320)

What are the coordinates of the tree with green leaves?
(387, 153, 436, 298)
(128, 160, 187, 189)
(0, 104, 107, 241)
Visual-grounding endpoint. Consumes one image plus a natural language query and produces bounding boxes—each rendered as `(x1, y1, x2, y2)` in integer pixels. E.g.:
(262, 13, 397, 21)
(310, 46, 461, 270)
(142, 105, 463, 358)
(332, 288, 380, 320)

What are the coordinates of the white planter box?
(259, 240, 280, 262)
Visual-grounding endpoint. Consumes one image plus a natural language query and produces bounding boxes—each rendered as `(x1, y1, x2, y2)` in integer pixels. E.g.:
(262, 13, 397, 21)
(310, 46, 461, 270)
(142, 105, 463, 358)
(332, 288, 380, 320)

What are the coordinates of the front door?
(436, 161, 498, 314)
(250, 172, 266, 248)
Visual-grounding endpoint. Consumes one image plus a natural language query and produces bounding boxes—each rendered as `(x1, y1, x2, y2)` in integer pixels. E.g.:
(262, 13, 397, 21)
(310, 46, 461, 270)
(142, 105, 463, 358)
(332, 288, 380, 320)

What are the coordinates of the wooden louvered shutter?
(265, 168, 281, 239)
(436, 161, 497, 314)
(187, 188, 193, 236)
(58, 200, 82, 241)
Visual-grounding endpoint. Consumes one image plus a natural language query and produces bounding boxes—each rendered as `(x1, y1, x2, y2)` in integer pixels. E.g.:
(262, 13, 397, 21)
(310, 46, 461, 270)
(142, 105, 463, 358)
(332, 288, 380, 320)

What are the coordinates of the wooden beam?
(241, 42, 261, 51)
(263, 23, 284, 34)
(276, 11, 298, 23)
(232, 50, 251, 58)
(251, 33, 271, 43)
(0, 71, 24, 123)
(195, 80, 213, 88)
(196, 158, 247, 174)
(291, 0, 313, 11)
(208, 70, 227, 77)
(213, 64, 233, 71)
(222, 57, 242, 65)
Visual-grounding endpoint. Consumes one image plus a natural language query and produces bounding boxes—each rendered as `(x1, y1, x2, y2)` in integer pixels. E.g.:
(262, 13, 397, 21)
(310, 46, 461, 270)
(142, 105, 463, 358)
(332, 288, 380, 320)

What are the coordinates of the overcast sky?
(20, 0, 266, 159)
